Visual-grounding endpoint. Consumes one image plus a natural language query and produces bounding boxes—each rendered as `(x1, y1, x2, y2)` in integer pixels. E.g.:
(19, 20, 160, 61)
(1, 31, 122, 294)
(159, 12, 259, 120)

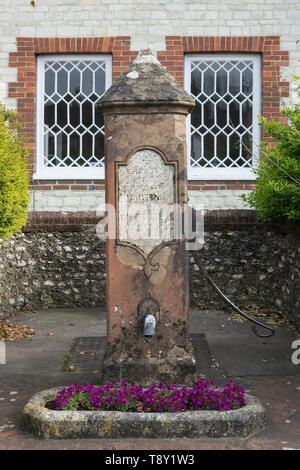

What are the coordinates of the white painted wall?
(1, 0, 300, 108)
(29, 189, 106, 212)
(29, 189, 252, 211)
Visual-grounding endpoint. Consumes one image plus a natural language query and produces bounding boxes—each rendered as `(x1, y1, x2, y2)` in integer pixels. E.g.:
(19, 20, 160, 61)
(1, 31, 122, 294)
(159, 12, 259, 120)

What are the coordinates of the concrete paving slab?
(190, 308, 300, 378)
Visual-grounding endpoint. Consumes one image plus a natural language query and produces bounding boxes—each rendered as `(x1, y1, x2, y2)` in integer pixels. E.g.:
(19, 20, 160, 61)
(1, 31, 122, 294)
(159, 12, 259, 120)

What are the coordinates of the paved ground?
(0, 306, 299, 450)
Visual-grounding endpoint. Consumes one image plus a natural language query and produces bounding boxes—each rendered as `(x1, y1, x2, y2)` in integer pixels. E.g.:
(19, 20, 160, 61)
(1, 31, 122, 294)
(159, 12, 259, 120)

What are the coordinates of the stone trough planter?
(20, 387, 268, 439)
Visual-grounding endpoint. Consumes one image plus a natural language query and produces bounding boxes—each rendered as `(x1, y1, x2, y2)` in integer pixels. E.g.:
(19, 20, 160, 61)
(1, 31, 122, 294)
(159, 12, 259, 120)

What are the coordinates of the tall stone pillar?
(99, 49, 196, 384)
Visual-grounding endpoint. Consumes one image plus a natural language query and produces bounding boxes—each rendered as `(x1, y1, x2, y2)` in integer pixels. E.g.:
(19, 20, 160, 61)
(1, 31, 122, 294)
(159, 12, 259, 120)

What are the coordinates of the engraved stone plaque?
(118, 149, 176, 255)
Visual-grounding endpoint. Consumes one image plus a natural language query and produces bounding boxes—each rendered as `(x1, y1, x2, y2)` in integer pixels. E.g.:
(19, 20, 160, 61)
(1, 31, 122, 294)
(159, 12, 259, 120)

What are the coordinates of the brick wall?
(23, 209, 271, 233)
(10, 34, 289, 217)
(0, 1, 299, 220)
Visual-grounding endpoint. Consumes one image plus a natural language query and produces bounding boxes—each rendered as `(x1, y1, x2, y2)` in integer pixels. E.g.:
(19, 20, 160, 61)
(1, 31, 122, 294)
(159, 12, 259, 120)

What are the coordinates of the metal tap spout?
(143, 314, 156, 343)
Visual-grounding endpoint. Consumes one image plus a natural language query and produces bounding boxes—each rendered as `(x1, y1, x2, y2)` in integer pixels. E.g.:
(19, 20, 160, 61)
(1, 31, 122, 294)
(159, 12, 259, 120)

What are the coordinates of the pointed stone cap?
(99, 49, 194, 114)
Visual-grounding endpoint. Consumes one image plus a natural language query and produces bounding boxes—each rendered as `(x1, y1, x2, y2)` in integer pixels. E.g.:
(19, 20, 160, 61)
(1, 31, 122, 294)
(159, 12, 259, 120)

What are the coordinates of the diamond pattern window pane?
(189, 59, 255, 168)
(42, 58, 108, 168)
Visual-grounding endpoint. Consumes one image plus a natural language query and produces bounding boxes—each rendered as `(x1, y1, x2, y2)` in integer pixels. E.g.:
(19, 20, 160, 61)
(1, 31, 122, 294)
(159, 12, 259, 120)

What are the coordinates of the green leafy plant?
(64, 390, 94, 411)
(0, 328, 8, 338)
(241, 77, 300, 223)
(60, 353, 73, 371)
(0, 104, 30, 239)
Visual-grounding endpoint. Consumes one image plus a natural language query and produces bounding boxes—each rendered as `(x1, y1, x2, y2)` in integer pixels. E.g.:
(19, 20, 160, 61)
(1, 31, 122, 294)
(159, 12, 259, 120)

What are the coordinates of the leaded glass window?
(36, 55, 112, 179)
(185, 54, 261, 180)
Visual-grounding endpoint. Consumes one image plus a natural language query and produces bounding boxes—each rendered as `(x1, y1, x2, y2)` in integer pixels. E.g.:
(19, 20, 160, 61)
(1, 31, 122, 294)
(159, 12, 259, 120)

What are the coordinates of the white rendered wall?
(1, 0, 300, 108)
(29, 189, 252, 212)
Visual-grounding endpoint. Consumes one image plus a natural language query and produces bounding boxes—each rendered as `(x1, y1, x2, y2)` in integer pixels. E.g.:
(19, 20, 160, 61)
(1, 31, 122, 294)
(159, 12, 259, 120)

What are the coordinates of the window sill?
(33, 167, 105, 180)
(188, 168, 257, 180)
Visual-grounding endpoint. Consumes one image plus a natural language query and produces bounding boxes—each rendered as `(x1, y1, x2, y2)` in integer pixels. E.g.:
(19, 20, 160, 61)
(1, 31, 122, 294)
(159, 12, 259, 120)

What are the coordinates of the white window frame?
(34, 54, 112, 180)
(184, 54, 261, 180)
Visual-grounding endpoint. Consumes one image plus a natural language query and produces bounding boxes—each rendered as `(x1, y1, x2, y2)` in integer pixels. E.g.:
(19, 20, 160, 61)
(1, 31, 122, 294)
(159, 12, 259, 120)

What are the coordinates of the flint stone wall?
(0, 226, 299, 330)
(190, 230, 300, 331)
(0, 227, 106, 314)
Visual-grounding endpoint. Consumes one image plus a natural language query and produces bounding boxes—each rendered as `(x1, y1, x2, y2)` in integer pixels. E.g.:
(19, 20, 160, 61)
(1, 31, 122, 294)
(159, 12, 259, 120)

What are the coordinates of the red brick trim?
(8, 37, 138, 178)
(23, 209, 276, 233)
(158, 36, 289, 117)
(31, 180, 255, 191)
(188, 181, 256, 191)
(32, 180, 105, 191)
(158, 35, 290, 160)
(26, 210, 299, 237)
(24, 211, 101, 232)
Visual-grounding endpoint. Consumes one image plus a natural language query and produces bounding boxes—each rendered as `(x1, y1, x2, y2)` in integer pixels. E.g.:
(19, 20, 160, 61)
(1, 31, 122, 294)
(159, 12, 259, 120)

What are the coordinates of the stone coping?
(20, 387, 268, 439)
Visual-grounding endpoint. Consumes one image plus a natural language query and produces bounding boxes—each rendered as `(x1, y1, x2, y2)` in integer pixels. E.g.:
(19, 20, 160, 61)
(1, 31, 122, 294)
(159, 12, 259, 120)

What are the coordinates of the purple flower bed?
(53, 378, 246, 413)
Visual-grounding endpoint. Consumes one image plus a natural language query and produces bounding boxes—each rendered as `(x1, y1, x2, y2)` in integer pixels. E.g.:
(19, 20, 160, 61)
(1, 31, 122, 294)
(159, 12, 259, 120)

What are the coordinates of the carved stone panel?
(117, 149, 177, 256)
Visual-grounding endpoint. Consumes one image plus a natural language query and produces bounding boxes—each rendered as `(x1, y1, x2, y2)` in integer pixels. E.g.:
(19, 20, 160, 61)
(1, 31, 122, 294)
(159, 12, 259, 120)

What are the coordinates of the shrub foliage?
(0, 105, 30, 239)
(242, 79, 300, 223)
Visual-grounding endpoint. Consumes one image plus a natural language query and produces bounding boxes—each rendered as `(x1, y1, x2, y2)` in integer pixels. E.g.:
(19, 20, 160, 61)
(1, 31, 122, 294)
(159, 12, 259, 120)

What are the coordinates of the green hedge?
(0, 105, 30, 239)
(242, 78, 300, 223)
